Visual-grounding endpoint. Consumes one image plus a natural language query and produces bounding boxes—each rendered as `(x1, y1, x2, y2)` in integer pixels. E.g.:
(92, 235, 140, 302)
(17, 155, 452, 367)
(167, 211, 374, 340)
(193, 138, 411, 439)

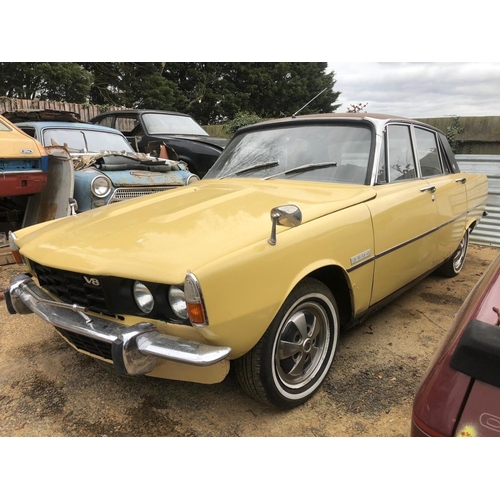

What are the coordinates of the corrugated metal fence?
(457, 154, 500, 247)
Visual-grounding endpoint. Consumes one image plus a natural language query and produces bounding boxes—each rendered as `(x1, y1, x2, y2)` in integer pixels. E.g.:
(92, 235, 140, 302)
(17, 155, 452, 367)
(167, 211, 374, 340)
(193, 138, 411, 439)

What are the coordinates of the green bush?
(223, 112, 264, 135)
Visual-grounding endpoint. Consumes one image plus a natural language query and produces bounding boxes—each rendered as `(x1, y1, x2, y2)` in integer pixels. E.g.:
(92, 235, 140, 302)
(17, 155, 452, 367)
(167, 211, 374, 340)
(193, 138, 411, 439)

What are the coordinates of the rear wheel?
(438, 229, 469, 277)
(235, 278, 339, 409)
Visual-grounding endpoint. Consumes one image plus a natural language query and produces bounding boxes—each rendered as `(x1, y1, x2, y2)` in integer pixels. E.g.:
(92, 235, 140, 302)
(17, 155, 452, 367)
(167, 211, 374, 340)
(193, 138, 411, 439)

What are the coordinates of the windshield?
(142, 113, 208, 136)
(42, 128, 134, 153)
(205, 123, 373, 185)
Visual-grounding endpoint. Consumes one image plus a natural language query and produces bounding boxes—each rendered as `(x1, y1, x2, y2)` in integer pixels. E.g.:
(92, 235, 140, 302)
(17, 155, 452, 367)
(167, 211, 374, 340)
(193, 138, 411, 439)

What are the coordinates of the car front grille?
(57, 327, 113, 360)
(109, 186, 175, 203)
(30, 260, 109, 314)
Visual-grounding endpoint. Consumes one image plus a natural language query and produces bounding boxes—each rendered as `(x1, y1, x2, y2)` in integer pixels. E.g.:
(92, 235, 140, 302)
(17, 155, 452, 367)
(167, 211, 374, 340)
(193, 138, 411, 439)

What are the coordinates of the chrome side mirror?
(69, 198, 78, 216)
(268, 205, 302, 246)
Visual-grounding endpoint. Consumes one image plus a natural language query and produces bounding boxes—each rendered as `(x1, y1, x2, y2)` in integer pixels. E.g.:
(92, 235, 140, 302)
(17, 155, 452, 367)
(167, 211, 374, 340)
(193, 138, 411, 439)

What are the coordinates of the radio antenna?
(292, 87, 328, 118)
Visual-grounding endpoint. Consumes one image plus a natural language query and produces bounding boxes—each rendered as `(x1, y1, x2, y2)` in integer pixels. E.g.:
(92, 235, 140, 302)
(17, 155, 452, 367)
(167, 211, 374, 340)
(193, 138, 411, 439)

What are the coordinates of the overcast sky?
(327, 62, 500, 118)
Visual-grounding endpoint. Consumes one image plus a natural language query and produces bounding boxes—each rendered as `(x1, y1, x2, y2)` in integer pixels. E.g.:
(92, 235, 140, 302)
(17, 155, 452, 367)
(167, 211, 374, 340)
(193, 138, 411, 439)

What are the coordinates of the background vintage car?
(5, 113, 488, 409)
(90, 109, 227, 178)
(15, 120, 199, 214)
(411, 251, 500, 437)
(0, 114, 49, 220)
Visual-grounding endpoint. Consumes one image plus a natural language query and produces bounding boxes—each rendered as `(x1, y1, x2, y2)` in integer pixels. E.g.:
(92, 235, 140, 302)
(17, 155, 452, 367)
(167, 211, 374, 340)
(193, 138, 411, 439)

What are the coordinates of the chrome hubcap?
(453, 233, 468, 272)
(275, 300, 330, 389)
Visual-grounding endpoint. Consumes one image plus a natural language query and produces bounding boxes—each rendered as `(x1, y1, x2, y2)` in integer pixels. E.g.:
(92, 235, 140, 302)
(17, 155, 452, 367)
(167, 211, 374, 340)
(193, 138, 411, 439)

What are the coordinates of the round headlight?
(187, 174, 200, 185)
(133, 281, 154, 314)
(168, 286, 188, 320)
(91, 175, 112, 198)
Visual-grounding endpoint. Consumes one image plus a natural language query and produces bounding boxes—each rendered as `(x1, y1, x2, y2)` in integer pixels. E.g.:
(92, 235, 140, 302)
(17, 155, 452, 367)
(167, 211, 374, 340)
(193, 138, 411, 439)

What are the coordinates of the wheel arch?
(467, 219, 477, 234)
(304, 265, 354, 328)
(177, 155, 199, 176)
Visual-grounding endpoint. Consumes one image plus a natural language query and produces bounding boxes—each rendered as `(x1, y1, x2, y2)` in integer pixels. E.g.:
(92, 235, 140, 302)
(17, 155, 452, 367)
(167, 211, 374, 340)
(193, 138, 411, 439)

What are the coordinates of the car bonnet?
(14, 178, 376, 283)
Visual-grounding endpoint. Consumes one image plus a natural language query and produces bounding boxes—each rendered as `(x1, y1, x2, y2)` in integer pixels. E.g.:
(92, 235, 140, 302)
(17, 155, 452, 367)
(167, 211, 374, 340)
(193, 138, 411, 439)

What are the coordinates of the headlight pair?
(133, 272, 207, 327)
(132, 281, 188, 320)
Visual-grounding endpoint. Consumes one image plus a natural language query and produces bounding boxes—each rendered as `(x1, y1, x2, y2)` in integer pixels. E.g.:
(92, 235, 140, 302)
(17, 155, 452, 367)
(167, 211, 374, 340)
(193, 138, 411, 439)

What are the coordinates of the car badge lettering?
(21, 149, 33, 154)
(83, 276, 100, 286)
(351, 249, 371, 265)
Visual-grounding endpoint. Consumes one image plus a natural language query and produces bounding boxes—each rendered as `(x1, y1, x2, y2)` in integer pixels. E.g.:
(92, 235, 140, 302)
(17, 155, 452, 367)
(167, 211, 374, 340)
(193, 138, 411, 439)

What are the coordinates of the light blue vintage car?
(15, 120, 199, 213)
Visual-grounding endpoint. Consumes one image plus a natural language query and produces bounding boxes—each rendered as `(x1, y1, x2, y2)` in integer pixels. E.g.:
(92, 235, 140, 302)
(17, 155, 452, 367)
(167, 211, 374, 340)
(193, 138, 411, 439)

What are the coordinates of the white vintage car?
(5, 113, 489, 409)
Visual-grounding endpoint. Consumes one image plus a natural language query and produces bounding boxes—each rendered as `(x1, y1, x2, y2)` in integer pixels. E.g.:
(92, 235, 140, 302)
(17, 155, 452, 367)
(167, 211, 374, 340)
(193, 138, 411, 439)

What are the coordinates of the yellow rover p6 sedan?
(6, 113, 488, 409)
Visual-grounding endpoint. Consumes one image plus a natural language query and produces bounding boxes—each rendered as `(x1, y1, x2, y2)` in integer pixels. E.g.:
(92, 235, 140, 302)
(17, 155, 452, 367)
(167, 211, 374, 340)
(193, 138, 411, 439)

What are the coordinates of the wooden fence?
(0, 96, 125, 122)
(0, 97, 231, 138)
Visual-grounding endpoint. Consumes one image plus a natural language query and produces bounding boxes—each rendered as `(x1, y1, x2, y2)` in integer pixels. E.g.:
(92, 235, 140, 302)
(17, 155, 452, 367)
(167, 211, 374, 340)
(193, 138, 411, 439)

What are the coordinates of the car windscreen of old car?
(142, 113, 209, 136)
(42, 128, 135, 153)
(205, 124, 373, 184)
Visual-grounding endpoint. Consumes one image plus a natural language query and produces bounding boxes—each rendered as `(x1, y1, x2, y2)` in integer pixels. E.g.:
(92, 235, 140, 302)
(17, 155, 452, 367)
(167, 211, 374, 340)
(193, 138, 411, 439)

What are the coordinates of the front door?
(368, 124, 438, 305)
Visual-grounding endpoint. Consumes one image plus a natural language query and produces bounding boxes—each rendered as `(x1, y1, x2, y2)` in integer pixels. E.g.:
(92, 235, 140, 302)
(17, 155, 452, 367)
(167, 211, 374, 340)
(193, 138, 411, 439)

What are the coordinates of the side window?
(115, 116, 140, 134)
(95, 116, 114, 128)
(387, 125, 416, 182)
(414, 128, 444, 177)
(439, 133, 461, 173)
(19, 127, 36, 138)
(376, 133, 387, 184)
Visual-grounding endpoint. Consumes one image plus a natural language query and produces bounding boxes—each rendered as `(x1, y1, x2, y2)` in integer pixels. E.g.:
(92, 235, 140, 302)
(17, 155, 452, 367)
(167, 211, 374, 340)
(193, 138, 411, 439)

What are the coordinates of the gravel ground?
(1, 243, 498, 437)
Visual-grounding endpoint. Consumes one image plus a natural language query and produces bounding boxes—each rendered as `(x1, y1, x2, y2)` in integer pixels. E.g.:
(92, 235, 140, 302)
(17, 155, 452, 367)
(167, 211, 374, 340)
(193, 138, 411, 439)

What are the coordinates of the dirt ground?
(1, 243, 499, 437)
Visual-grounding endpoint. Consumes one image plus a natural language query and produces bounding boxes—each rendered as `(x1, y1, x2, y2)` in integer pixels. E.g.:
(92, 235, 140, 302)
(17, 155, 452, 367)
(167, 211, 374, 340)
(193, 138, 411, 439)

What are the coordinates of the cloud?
(328, 62, 500, 118)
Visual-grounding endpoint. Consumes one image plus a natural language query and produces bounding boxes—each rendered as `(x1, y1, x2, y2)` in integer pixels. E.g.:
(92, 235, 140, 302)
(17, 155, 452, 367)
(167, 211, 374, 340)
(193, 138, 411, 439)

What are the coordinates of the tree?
(82, 63, 183, 110)
(0, 63, 92, 103)
(80, 62, 123, 106)
(347, 102, 368, 113)
(446, 116, 465, 154)
(161, 62, 341, 123)
(0, 62, 342, 124)
(161, 62, 234, 123)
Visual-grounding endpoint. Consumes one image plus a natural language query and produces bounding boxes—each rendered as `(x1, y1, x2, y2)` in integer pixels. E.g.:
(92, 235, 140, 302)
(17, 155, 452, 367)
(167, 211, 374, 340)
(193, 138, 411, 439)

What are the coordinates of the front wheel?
(234, 278, 340, 409)
(438, 229, 469, 277)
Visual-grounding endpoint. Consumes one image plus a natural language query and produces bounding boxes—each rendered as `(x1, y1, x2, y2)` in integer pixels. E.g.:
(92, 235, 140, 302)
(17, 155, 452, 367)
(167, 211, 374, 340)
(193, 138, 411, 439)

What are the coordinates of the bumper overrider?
(5, 274, 231, 376)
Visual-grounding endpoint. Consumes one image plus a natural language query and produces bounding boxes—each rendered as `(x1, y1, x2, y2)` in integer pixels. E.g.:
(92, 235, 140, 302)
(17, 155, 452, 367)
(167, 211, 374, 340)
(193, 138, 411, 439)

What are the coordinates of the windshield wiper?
(264, 162, 337, 180)
(220, 160, 279, 179)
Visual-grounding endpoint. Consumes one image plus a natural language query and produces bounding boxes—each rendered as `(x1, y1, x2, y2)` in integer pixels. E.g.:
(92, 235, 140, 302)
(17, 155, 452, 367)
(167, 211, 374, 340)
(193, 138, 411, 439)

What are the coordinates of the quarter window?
(439, 133, 461, 173)
(115, 116, 140, 134)
(95, 116, 114, 128)
(19, 127, 36, 138)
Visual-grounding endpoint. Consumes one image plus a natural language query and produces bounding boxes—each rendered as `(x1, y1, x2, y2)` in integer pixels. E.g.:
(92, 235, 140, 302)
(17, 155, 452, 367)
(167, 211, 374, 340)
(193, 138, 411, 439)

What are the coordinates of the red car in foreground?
(411, 250, 500, 436)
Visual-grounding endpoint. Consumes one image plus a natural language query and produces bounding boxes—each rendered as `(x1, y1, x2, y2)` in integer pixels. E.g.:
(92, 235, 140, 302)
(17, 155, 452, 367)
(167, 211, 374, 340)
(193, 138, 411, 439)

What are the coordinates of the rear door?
(414, 126, 467, 267)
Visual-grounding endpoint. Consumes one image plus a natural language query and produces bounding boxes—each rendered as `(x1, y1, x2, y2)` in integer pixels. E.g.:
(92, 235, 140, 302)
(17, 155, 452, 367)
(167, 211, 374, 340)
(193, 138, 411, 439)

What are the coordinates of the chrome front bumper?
(5, 274, 231, 376)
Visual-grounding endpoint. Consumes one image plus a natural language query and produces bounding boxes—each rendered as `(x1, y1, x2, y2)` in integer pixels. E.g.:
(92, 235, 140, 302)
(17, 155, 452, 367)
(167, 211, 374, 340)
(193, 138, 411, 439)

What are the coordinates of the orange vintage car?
(0, 114, 48, 197)
(5, 113, 489, 409)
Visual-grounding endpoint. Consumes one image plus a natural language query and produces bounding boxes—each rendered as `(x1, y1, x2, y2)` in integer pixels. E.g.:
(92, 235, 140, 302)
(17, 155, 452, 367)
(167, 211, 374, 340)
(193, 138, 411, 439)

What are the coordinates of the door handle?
(455, 177, 467, 184)
(420, 185, 436, 194)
